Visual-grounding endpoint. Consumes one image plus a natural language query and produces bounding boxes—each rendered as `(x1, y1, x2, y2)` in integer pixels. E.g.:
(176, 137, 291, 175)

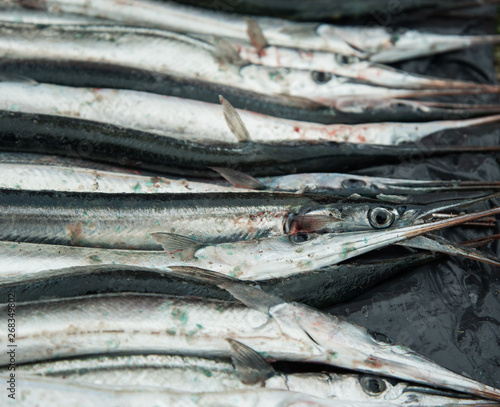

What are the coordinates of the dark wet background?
(3, 0, 500, 390)
(327, 5, 500, 388)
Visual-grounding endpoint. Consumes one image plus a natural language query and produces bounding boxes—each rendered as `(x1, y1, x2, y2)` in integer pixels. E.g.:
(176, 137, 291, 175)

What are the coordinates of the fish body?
(3, 291, 500, 400)
(2, 81, 499, 145)
(13, 0, 500, 62)
(0, 24, 489, 108)
(2, 111, 499, 177)
(12, 354, 495, 406)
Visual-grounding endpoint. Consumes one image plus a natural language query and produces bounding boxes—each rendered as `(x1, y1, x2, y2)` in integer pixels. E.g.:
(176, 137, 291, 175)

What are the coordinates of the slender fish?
(12, 0, 500, 63)
(3, 286, 500, 400)
(2, 111, 500, 177)
(3, 81, 500, 145)
(0, 24, 492, 108)
(12, 353, 497, 406)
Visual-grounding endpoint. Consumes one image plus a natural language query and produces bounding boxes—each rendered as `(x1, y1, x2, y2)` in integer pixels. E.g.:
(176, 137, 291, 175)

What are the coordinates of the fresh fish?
(0, 25, 493, 109)
(12, 0, 500, 63)
(0, 245, 448, 307)
(12, 353, 497, 406)
(0, 184, 497, 249)
(3, 284, 500, 400)
(0, 374, 401, 407)
(3, 58, 499, 124)
(1, 203, 499, 280)
(1, 18, 493, 92)
(3, 81, 500, 145)
(220, 38, 496, 90)
(3, 111, 500, 177)
(0, 161, 244, 194)
(0, 8, 110, 24)
(214, 169, 500, 200)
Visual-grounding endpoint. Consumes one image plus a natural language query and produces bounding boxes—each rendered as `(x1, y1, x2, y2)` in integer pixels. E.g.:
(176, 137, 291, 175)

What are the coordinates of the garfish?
(3, 58, 499, 124)
(4, 281, 500, 400)
(0, 184, 496, 249)
(2, 111, 500, 177)
(0, 19, 493, 92)
(1, 204, 499, 280)
(13, 0, 500, 63)
(11, 352, 498, 406)
(3, 81, 500, 145)
(0, 25, 493, 109)
(0, 244, 451, 306)
(0, 375, 401, 407)
(213, 168, 500, 200)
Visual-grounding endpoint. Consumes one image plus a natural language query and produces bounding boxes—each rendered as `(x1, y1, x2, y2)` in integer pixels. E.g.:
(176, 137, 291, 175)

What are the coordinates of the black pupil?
(342, 179, 366, 189)
(375, 211, 388, 225)
(367, 378, 382, 393)
(312, 71, 331, 84)
(291, 233, 308, 243)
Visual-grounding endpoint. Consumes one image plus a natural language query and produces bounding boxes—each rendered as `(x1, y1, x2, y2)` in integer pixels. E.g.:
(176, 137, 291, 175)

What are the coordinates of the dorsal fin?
(227, 339, 276, 385)
(213, 37, 246, 66)
(219, 95, 251, 142)
(211, 167, 266, 190)
(244, 17, 268, 55)
(150, 233, 203, 260)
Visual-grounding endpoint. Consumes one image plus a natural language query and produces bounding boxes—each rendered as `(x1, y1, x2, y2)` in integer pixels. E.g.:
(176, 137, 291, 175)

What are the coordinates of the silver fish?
(0, 24, 495, 109)
(3, 285, 500, 400)
(12, 353, 497, 406)
(11, 0, 500, 63)
(2, 81, 500, 145)
(0, 204, 499, 282)
(1, 374, 392, 407)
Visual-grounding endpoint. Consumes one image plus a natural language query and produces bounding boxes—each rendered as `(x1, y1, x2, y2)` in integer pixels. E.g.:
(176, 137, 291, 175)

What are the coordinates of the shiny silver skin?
(11, 354, 497, 406)
(2, 290, 500, 400)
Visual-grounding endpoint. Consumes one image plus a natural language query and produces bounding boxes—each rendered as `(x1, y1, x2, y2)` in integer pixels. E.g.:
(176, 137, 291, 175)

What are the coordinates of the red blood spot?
(294, 127, 300, 133)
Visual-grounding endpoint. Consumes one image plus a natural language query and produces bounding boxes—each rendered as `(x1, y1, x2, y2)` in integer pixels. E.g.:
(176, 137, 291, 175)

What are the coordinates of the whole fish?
(2, 111, 500, 177)
(4, 286, 500, 400)
(0, 375, 401, 407)
(0, 25, 492, 109)
(214, 168, 500, 200)
(12, 353, 497, 406)
(0, 19, 493, 92)
(3, 81, 500, 145)
(3, 58, 499, 124)
(13, 0, 500, 63)
(0, 187, 495, 250)
(1, 204, 499, 281)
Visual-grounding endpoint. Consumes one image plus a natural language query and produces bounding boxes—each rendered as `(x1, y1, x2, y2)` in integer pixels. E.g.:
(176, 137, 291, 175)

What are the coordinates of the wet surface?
(327, 8, 500, 387)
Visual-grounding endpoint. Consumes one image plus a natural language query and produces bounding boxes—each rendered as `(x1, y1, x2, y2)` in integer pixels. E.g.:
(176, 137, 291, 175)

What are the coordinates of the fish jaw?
(286, 304, 500, 401)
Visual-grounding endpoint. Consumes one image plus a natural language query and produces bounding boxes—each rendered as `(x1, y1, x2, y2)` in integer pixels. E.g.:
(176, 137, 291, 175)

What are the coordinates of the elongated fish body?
(228, 40, 493, 90)
(0, 376, 398, 407)
(0, 189, 341, 249)
(3, 81, 500, 146)
(0, 247, 441, 307)
(0, 162, 244, 194)
(3, 292, 500, 400)
(14, 0, 500, 63)
(0, 25, 488, 107)
(1, 203, 498, 281)
(257, 173, 500, 198)
(3, 59, 500, 125)
(13, 354, 495, 406)
(2, 111, 499, 177)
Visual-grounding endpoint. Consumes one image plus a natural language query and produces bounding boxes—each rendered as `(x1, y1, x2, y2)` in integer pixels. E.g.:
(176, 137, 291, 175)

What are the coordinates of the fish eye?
(311, 71, 332, 84)
(341, 178, 367, 190)
(368, 208, 395, 229)
(289, 232, 310, 244)
(359, 376, 387, 396)
(335, 54, 358, 65)
(368, 329, 396, 345)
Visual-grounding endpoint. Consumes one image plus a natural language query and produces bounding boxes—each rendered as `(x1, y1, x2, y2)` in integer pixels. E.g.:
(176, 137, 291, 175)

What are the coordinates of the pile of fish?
(1, 0, 500, 406)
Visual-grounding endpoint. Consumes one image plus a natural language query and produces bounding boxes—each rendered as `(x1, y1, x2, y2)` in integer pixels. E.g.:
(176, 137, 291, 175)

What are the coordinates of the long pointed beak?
(411, 193, 500, 225)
